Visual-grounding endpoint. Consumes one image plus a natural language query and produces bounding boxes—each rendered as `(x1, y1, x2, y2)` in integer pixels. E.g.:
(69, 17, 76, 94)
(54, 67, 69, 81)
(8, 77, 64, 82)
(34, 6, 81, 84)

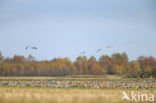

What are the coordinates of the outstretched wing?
(25, 46, 32, 50)
(25, 46, 37, 50)
(32, 47, 37, 50)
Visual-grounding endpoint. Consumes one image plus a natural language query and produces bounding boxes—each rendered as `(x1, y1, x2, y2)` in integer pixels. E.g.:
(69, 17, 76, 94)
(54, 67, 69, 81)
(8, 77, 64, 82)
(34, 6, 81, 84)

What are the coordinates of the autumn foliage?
(0, 51, 156, 78)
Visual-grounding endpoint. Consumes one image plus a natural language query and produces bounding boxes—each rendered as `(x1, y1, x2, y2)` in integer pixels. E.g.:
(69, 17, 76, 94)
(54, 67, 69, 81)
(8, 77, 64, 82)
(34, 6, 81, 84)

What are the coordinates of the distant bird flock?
(0, 80, 155, 88)
(80, 45, 114, 56)
(25, 45, 114, 56)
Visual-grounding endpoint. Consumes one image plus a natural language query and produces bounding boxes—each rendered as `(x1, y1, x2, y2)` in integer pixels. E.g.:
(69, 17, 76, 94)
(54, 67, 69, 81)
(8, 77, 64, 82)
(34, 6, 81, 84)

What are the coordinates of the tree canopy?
(0, 50, 156, 78)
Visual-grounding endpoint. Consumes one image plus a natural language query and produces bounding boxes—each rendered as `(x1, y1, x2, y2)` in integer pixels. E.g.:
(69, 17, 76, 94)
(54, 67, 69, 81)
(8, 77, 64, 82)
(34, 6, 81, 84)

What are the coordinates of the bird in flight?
(25, 46, 37, 50)
(96, 48, 102, 53)
(105, 45, 113, 48)
(32, 47, 37, 50)
(25, 46, 31, 50)
(96, 45, 114, 53)
(80, 51, 85, 55)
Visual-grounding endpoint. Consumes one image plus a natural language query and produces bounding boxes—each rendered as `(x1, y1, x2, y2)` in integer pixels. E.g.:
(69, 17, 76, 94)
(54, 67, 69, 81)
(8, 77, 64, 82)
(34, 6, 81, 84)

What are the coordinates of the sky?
(0, 0, 156, 61)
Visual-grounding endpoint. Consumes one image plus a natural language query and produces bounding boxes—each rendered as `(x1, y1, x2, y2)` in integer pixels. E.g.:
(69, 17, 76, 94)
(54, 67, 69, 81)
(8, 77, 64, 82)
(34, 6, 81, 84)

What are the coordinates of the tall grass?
(0, 87, 155, 103)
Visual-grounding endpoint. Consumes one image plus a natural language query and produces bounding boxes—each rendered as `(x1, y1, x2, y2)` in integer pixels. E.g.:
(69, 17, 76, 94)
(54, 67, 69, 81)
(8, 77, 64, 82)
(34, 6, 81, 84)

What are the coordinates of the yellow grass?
(0, 87, 155, 103)
(0, 75, 122, 81)
(0, 76, 53, 80)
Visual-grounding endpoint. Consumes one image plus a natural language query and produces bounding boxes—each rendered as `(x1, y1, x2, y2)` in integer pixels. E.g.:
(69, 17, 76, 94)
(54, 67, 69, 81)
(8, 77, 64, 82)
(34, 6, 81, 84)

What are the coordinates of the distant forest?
(0, 51, 156, 78)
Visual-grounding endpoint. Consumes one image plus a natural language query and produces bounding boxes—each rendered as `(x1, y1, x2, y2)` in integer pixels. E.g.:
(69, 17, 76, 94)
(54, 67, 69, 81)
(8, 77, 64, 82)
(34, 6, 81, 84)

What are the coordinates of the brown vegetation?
(0, 51, 156, 77)
(0, 87, 155, 103)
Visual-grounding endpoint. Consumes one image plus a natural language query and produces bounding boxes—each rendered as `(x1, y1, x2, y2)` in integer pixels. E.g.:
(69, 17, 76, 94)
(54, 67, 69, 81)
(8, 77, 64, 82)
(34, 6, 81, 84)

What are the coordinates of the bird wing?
(25, 46, 32, 50)
(33, 47, 37, 50)
(105, 46, 112, 48)
(80, 51, 85, 55)
(96, 48, 102, 53)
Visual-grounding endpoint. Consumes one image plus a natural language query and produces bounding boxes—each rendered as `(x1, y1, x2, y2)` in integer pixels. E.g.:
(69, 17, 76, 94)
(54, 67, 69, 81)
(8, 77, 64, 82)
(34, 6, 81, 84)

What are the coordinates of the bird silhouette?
(105, 45, 113, 48)
(25, 46, 32, 50)
(96, 48, 102, 53)
(32, 47, 37, 50)
(25, 46, 37, 50)
(80, 51, 85, 55)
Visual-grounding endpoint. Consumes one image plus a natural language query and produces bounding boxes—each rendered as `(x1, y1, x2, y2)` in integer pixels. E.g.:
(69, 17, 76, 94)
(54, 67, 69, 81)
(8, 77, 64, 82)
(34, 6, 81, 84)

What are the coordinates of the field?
(0, 76, 156, 103)
(0, 87, 156, 103)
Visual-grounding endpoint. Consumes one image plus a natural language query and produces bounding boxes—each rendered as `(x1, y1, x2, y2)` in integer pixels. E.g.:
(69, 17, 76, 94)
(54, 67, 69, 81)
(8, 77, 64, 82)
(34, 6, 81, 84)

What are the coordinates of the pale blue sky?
(0, 0, 156, 61)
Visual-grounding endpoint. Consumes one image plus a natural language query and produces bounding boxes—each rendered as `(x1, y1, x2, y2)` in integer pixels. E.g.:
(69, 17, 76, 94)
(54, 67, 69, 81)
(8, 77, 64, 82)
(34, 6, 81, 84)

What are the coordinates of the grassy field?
(0, 75, 155, 81)
(0, 76, 155, 103)
(0, 87, 155, 103)
(0, 75, 122, 81)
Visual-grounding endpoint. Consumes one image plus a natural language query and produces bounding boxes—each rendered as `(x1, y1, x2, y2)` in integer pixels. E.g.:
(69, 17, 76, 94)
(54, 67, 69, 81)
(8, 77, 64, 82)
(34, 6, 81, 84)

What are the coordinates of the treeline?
(0, 51, 156, 78)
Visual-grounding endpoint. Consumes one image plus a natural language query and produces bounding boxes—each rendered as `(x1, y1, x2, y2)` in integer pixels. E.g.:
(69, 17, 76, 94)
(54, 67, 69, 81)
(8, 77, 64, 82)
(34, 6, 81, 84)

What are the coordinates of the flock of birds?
(80, 45, 114, 56)
(0, 80, 155, 88)
(25, 45, 114, 56)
